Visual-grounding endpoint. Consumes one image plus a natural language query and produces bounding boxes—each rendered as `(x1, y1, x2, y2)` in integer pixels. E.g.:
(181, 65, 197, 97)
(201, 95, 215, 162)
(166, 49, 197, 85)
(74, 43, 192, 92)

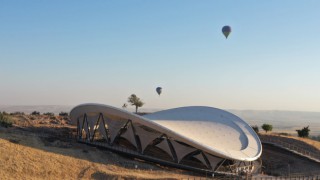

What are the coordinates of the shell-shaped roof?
(70, 103, 262, 161)
(144, 106, 262, 161)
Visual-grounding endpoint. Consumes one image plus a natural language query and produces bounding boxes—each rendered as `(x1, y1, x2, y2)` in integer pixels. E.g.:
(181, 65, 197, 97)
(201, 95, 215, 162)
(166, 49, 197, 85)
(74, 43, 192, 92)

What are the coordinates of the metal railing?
(250, 175, 320, 180)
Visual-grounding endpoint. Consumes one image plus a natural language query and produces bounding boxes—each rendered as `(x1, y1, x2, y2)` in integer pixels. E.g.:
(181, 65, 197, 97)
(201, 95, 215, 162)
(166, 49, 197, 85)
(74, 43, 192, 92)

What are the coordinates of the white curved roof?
(70, 103, 262, 161)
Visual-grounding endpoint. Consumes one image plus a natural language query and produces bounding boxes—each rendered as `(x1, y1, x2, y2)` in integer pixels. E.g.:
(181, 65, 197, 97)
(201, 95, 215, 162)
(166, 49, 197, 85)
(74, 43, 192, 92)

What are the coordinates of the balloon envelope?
(156, 87, 162, 96)
(222, 25, 231, 38)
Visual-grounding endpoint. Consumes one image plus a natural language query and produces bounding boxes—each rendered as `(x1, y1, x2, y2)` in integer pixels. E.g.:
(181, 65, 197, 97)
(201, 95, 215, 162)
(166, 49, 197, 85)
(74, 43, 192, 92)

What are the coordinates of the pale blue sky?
(1, 1, 320, 111)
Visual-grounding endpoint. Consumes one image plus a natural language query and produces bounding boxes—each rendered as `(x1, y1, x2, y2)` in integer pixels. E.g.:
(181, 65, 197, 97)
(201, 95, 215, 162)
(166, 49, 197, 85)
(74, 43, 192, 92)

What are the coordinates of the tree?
(262, 124, 273, 133)
(296, 126, 310, 138)
(59, 112, 69, 116)
(251, 125, 259, 134)
(31, 111, 40, 115)
(127, 94, 144, 113)
(10, 112, 24, 115)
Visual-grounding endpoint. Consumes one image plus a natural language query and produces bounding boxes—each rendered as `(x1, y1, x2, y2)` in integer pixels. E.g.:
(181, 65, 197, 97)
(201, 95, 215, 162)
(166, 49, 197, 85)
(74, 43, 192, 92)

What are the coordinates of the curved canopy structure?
(144, 106, 261, 161)
(70, 103, 262, 174)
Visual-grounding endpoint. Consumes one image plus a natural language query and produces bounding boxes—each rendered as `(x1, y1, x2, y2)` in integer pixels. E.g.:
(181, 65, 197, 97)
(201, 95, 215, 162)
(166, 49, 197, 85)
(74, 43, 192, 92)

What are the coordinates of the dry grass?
(277, 135, 320, 150)
(261, 132, 320, 151)
(0, 126, 200, 180)
(0, 114, 202, 180)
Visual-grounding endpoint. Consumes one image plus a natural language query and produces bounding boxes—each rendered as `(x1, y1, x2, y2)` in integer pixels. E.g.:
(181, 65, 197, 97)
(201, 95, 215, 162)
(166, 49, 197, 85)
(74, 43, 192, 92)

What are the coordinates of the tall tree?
(127, 94, 145, 113)
(262, 124, 273, 133)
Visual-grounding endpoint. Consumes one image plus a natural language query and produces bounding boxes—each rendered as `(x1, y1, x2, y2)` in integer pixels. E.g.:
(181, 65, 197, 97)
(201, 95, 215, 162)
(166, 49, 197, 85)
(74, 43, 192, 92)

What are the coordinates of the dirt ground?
(0, 127, 203, 180)
(1, 115, 204, 180)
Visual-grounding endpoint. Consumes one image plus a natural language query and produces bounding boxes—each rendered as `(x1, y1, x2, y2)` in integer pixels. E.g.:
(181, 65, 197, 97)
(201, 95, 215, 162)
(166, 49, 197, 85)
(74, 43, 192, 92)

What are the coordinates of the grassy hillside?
(0, 115, 202, 180)
(0, 128, 202, 180)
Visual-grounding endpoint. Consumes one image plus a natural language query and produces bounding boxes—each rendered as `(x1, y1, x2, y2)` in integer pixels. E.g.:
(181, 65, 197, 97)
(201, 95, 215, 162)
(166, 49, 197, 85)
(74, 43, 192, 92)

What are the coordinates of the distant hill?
(0, 105, 160, 114)
(0, 105, 73, 114)
(230, 110, 320, 136)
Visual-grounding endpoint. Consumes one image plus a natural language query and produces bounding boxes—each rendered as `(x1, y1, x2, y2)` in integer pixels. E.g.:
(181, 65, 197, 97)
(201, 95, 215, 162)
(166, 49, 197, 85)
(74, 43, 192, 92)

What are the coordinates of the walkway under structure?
(70, 104, 262, 176)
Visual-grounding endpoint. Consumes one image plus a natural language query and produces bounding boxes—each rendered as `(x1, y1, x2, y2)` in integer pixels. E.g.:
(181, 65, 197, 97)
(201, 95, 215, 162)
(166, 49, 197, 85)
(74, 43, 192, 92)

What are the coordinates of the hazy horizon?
(1, 104, 320, 135)
(2, 104, 320, 113)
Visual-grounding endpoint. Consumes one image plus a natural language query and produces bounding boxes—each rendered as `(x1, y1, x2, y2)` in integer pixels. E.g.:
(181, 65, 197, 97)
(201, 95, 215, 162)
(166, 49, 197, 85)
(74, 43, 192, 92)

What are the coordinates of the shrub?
(31, 111, 40, 115)
(59, 112, 69, 116)
(278, 132, 290, 136)
(10, 111, 25, 115)
(43, 112, 54, 116)
(251, 125, 259, 134)
(0, 112, 13, 128)
(296, 126, 310, 138)
(262, 124, 273, 133)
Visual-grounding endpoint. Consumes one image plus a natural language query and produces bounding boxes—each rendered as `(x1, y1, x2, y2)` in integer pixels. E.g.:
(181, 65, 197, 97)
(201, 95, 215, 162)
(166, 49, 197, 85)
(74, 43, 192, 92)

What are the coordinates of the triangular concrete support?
(170, 141, 196, 163)
(194, 152, 210, 168)
(135, 126, 161, 153)
(121, 122, 137, 148)
(97, 115, 108, 141)
(156, 139, 174, 159)
(106, 118, 128, 143)
(204, 153, 223, 170)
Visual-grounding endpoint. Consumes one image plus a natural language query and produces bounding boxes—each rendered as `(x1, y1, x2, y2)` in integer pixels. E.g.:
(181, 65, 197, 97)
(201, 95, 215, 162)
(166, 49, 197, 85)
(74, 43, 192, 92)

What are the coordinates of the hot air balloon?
(156, 87, 162, 96)
(222, 25, 231, 39)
